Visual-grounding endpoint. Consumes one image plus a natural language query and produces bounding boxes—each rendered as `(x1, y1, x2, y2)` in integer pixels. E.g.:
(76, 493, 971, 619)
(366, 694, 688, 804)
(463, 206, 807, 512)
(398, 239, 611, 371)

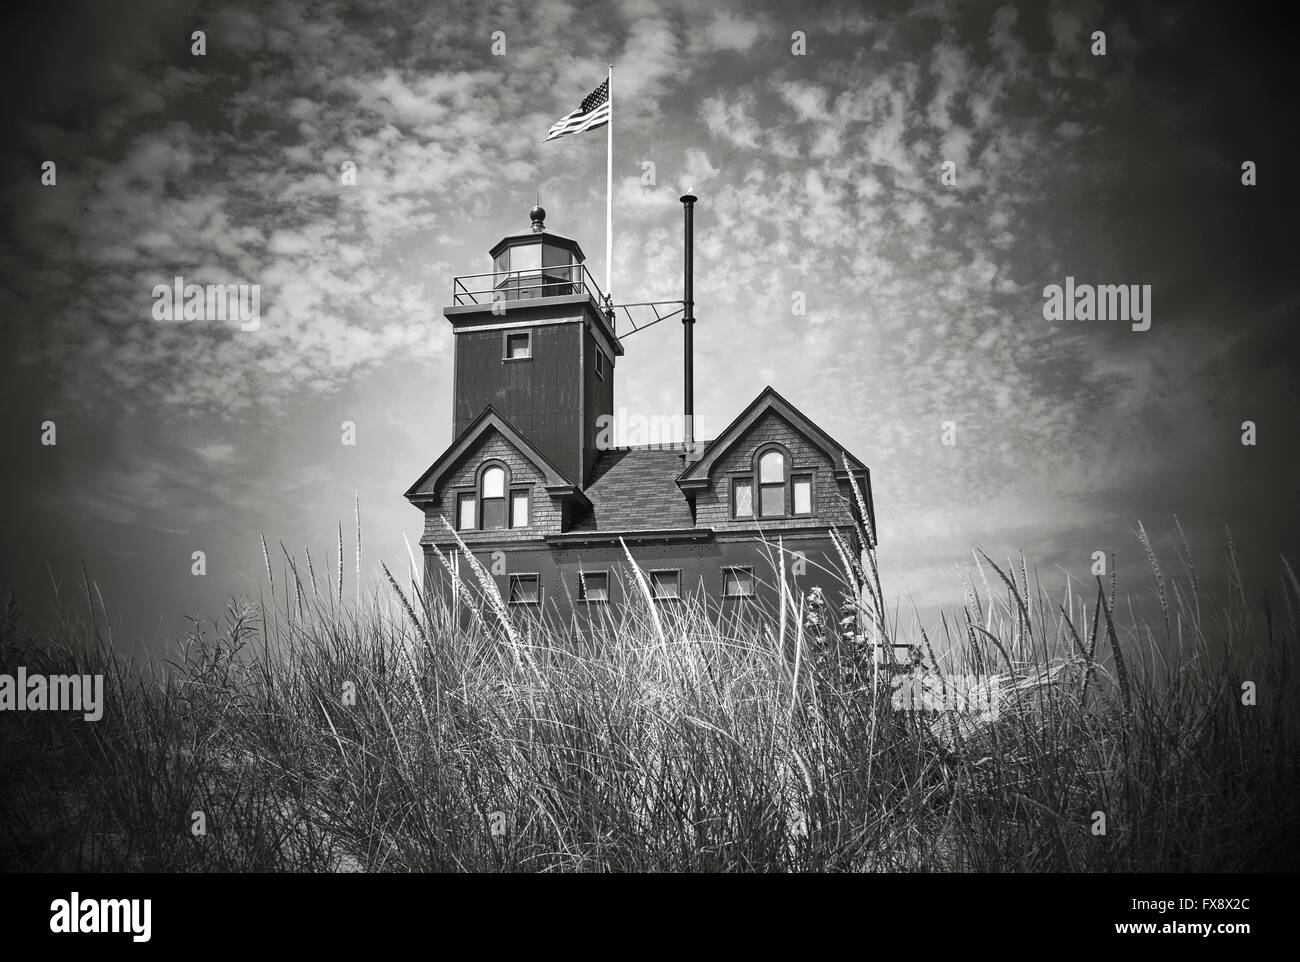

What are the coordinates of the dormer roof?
(404, 405, 587, 504)
(678, 387, 867, 481)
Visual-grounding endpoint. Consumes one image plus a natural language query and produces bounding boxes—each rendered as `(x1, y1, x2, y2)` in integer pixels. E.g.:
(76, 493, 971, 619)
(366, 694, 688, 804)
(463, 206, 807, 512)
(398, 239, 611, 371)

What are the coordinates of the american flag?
(545, 78, 610, 142)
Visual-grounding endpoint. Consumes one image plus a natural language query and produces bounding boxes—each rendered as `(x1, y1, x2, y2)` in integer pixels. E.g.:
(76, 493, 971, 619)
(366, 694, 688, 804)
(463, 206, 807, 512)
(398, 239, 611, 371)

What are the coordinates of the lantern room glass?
(494, 241, 581, 300)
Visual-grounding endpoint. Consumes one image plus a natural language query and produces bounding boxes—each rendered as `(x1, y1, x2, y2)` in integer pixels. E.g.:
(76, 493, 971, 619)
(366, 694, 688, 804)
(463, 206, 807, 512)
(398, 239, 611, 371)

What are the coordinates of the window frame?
(454, 488, 476, 531)
(756, 446, 788, 518)
(502, 329, 532, 361)
(477, 460, 510, 531)
(507, 572, 541, 606)
(595, 349, 606, 380)
(722, 565, 756, 599)
(577, 568, 611, 604)
(791, 473, 814, 517)
(731, 476, 754, 519)
(728, 444, 819, 521)
(510, 243, 542, 274)
(509, 489, 529, 529)
(648, 568, 682, 601)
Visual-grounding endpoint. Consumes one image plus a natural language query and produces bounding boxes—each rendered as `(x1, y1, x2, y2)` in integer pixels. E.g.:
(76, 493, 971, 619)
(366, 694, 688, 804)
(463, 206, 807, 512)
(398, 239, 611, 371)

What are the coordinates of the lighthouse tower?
(443, 204, 623, 487)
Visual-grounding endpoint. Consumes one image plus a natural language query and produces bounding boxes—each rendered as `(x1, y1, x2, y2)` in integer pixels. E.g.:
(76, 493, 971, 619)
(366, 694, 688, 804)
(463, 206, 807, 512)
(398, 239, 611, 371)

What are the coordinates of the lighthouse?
(406, 201, 876, 622)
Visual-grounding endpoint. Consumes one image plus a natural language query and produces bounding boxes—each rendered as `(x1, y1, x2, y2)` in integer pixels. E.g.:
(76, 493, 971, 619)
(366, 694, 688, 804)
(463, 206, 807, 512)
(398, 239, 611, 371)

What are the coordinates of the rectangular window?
(649, 569, 680, 600)
(732, 478, 753, 518)
(510, 491, 529, 528)
(578, 570, 609, 603)
(504, 331, 531, 359)
(595, 350, 606, 379)
(542, 245, 572, 270)
(511, 244, 541, 274)
(456, 492, 475, 530)
(508, 574, 540, 605)
(722, 567, 755, 598)
(760, 483, 785, 517)
(482, 498, 506, 530)
(793, 475, 813, 515)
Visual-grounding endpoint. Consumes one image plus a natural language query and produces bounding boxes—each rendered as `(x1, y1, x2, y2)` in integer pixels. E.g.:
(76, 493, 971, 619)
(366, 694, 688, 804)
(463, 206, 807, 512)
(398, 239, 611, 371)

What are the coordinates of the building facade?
(405, 205, 876, 627)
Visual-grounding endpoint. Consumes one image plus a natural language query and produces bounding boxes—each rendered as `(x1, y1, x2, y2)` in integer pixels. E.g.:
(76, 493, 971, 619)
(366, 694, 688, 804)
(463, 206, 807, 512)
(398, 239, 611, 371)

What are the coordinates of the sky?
(1, 0, 1297, 653)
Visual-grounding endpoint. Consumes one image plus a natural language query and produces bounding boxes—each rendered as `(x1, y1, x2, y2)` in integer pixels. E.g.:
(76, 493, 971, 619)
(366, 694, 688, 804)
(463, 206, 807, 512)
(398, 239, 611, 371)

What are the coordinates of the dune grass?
(1, 513, 1298, 872)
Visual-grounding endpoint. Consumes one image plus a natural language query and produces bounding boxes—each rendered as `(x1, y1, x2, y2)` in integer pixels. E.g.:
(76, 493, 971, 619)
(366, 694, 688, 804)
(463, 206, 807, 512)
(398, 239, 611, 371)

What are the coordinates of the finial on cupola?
(530, 203, 546, 233)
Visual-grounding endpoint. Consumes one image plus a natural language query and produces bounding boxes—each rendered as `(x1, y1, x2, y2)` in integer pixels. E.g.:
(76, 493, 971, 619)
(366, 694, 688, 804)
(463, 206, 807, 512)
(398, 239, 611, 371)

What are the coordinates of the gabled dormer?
(405, 406, 591, 543)
(677, 386, 877, 542)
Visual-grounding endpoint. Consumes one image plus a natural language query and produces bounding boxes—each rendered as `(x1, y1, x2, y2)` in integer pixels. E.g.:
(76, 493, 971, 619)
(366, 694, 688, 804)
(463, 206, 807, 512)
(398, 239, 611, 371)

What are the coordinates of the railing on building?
(452, 263, 607, 313)
(452, 266, 701, 339)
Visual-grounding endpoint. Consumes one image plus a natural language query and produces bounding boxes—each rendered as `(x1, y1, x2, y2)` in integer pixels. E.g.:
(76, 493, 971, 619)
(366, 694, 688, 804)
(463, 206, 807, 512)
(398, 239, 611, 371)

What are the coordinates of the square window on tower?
(504, 331, 531, 360)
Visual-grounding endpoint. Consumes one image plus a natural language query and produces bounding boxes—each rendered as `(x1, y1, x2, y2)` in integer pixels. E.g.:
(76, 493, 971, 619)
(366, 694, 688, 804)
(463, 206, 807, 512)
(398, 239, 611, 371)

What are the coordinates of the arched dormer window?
(481, 464, 507, 529)
(758, 449, 786, 517)
(456, 461, 530, 532)
(732, 444, 815, 520)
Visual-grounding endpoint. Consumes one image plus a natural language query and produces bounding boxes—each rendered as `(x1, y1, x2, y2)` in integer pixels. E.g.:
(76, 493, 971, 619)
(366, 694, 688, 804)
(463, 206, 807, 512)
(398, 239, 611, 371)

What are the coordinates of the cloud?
(690, 11, 767, 53)
(4, 0, 1295, 642)
(701, 91, 763, 149)
(194, 443, 239, 465)
(779, 81, 829, 123)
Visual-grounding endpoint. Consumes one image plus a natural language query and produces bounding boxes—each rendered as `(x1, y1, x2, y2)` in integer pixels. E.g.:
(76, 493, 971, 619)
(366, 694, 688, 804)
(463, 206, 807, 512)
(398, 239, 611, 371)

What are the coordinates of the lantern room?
(486, 204, 588, 302)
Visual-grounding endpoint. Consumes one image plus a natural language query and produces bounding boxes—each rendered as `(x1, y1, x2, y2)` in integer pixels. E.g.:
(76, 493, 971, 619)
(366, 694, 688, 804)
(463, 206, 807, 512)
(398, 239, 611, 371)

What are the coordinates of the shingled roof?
(569, 445, 700, 532)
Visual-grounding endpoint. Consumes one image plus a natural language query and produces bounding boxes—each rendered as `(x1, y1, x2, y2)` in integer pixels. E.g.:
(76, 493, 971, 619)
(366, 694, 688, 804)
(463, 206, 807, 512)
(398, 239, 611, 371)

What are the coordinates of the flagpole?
(605, 63, 613, 304)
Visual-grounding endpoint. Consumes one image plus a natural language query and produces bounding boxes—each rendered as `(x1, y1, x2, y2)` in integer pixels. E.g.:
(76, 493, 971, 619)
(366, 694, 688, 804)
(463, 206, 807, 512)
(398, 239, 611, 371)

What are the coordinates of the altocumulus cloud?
(1, 0, 1297, 641)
